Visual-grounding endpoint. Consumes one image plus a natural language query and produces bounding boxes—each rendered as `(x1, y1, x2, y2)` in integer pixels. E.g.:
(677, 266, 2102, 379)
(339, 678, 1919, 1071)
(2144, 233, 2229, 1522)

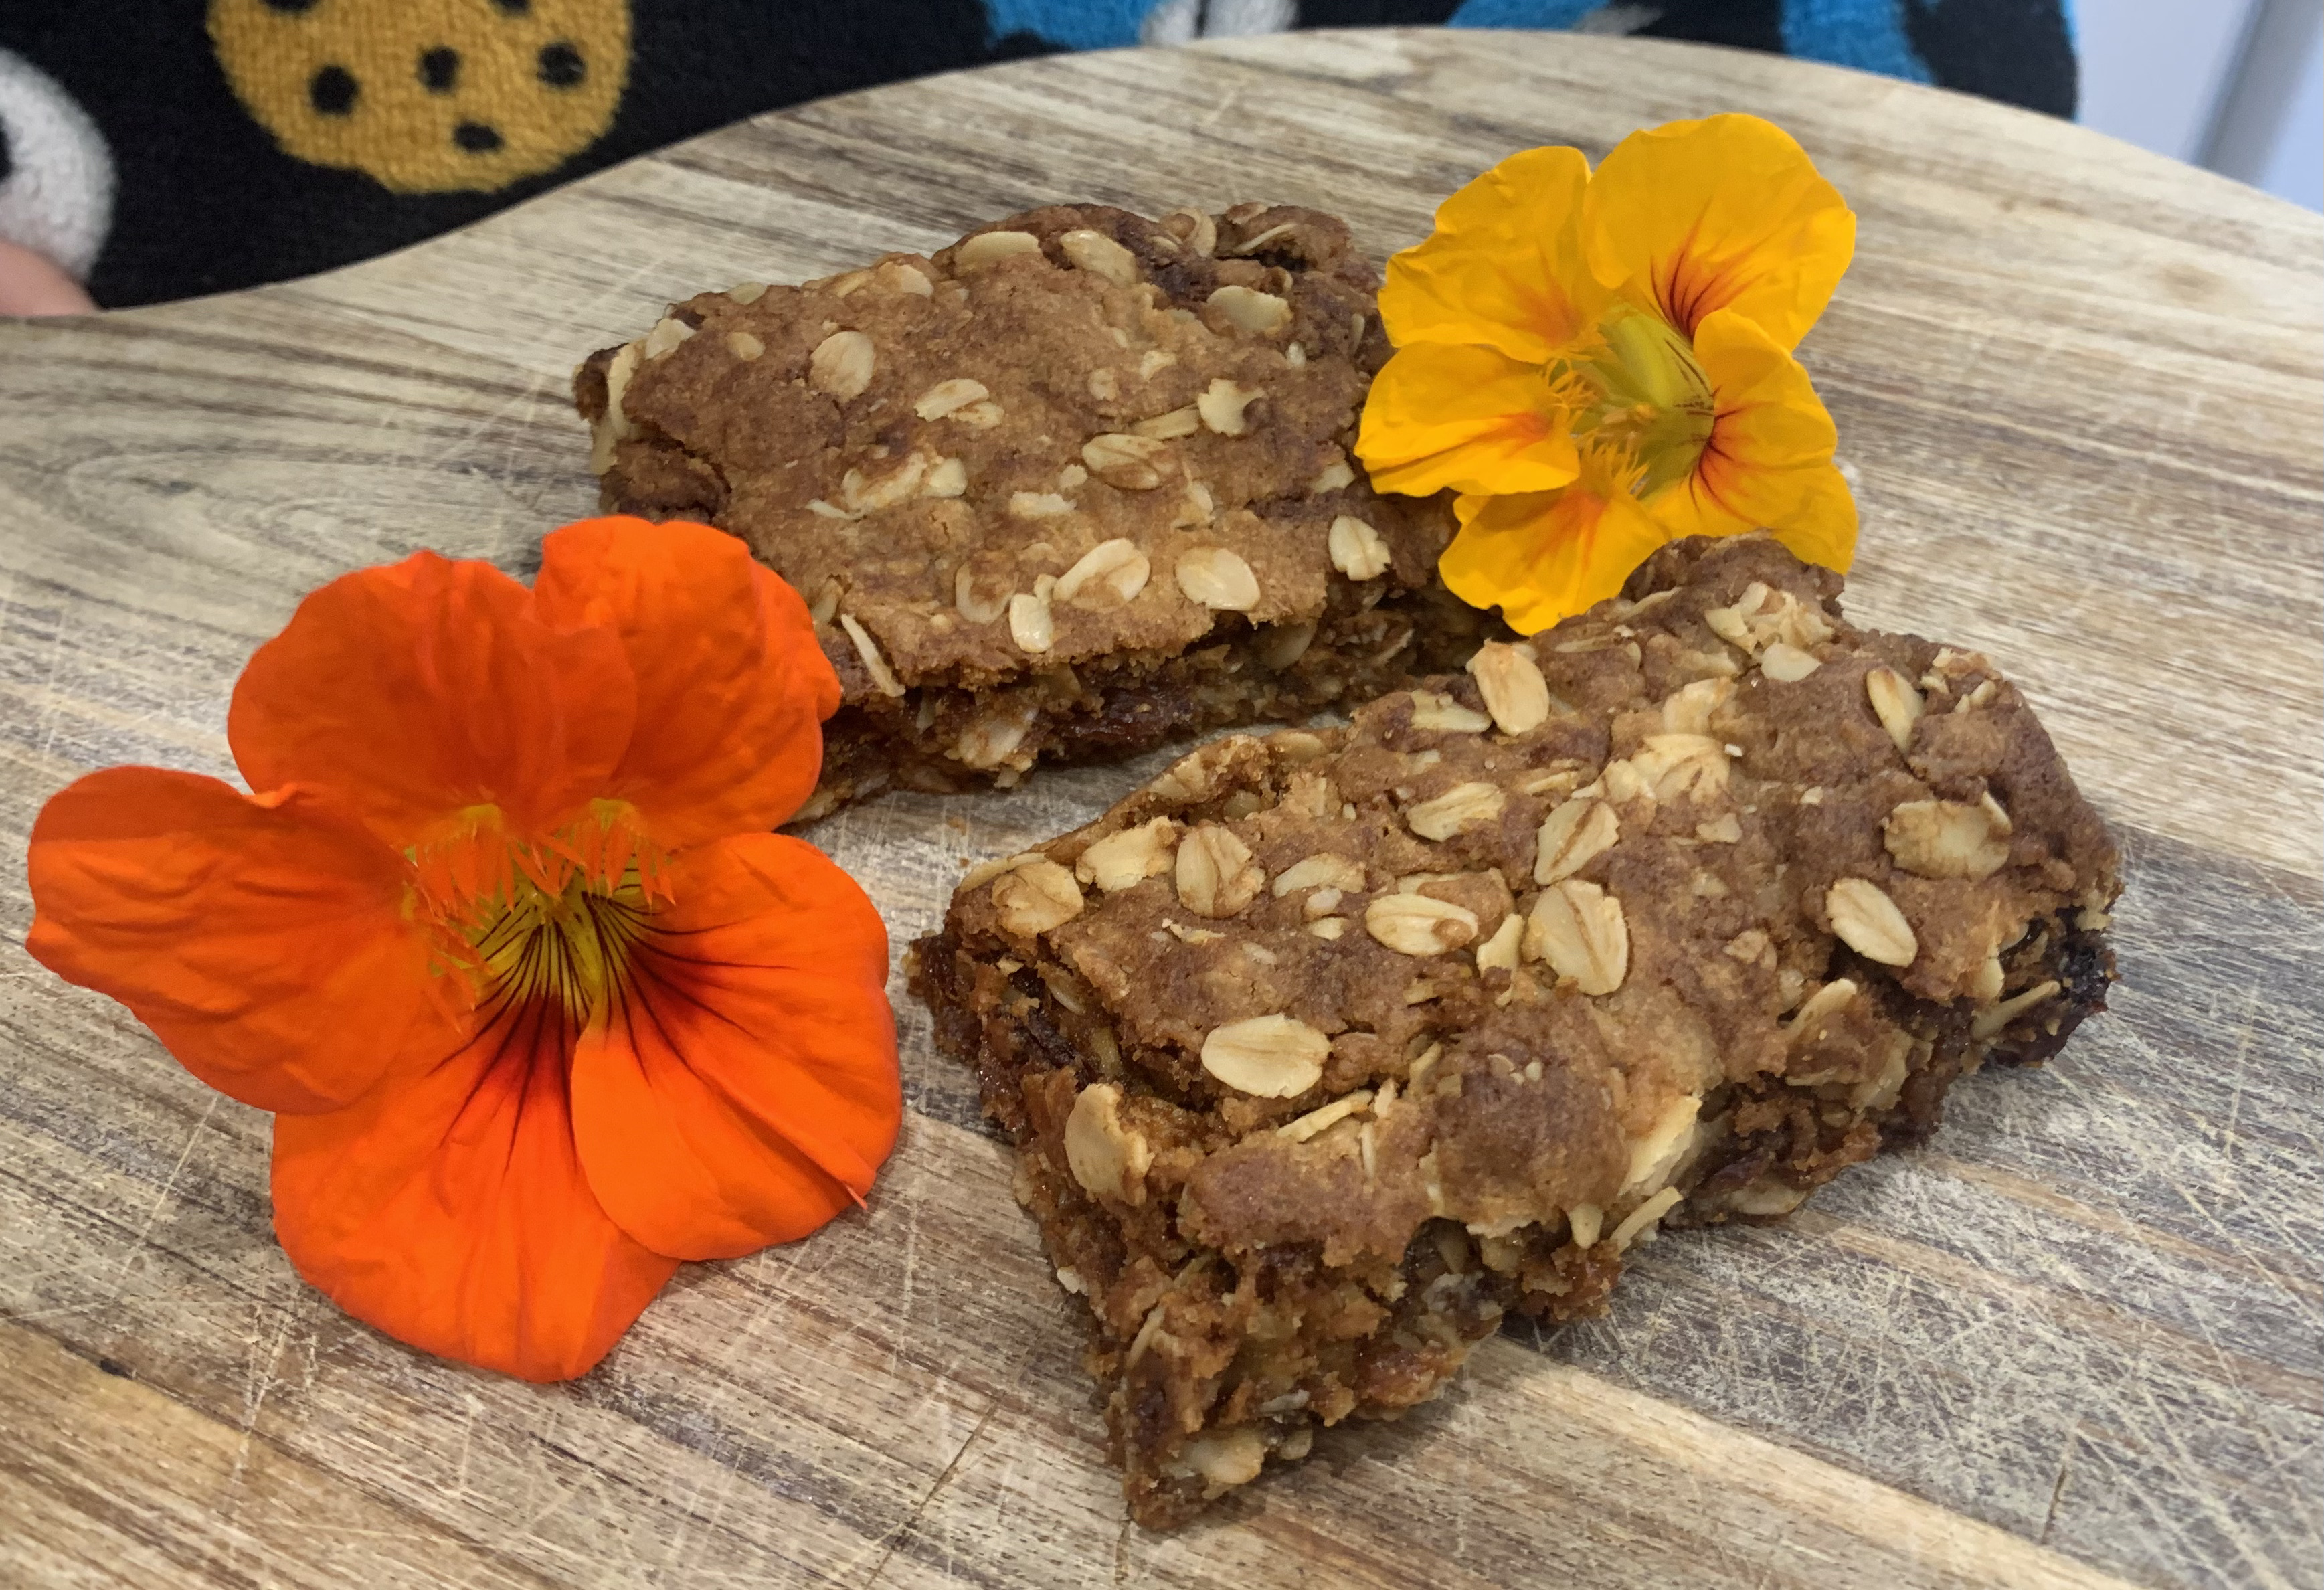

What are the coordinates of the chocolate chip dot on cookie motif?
(307, 64, 356, 115)
(208, 0, 630, 194)
(537, 42, 585, 88)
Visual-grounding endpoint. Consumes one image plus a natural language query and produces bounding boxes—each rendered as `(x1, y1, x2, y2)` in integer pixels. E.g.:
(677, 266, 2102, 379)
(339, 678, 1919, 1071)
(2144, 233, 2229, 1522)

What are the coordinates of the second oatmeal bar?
(576, 202, 1486, 818)
(913, 533, 2120, 1527)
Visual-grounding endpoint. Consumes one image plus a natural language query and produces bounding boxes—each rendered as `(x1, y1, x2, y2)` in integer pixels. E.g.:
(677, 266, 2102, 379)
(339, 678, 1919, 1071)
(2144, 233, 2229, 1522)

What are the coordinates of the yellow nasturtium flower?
(1357, 114, 1860, 633)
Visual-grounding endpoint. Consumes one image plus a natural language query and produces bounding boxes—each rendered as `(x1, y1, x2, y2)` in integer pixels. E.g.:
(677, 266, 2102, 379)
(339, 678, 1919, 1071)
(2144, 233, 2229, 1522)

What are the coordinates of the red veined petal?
(228, 551, 636, 850)
(1357, 343, 1581, 499)
(1381, 145, 1604, 363)
(271, 1002, 678, 1382)
(25, 767, 462, 1115)
(1584, 114, 1856, 349)
(531, 518, 838, 845)
(570, 833, 898, 1261)
(1646, 309, 1850, 548)
(1440, 482, 1670, 636)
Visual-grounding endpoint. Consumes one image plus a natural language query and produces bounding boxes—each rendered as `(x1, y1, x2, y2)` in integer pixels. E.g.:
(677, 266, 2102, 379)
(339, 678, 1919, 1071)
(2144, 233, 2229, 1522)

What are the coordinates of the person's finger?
(0, 238, 95, 316)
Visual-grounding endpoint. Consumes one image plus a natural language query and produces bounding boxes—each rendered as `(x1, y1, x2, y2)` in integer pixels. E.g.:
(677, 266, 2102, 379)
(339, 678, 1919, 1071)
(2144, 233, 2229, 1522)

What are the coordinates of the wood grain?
(1, 29, 2317, 1590)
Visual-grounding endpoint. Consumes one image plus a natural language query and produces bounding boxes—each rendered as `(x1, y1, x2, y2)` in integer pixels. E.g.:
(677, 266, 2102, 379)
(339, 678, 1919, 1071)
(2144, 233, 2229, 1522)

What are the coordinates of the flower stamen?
(1553, 304, 1717, 499)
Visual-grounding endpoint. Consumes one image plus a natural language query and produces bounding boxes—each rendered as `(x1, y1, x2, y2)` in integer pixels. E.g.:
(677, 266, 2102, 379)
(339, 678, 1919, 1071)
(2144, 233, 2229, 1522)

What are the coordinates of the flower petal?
(531, 519, 839, 846)
(1645, 309, 1853, 553)
(271, 1005, 678, 1382)
(1768, 463, 1860, 575)
(570, 833, 898, 1261)
(1382, 145, 1602, 363)
(1440, 483, 1670, 636)
(25, 768, 460, 1114)
(1584, 114, 1856, 350)
(228, 551, 636, 850)
(1357, 344, 1580, 499)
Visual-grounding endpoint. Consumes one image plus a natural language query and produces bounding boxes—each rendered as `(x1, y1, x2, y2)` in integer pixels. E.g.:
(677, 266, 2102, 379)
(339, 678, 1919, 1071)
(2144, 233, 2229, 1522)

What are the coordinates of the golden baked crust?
(912, 534, 2120, 1527)
(575, 202, 1482, 814)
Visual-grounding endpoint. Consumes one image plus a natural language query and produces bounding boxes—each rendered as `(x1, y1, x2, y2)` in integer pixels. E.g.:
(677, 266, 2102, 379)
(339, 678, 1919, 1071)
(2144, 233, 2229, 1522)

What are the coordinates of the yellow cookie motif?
(209, 0, 630, 194)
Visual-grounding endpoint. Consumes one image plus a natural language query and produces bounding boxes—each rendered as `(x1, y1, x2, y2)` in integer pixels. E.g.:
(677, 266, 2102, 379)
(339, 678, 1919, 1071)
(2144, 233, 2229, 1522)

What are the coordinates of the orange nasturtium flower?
(25, 517, 899, 1381)
(1356, 113, 1860, 633)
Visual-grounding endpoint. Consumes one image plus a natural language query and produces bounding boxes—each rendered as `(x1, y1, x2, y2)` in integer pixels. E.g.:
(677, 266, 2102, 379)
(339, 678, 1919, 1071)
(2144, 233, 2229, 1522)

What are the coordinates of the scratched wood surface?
(1, 28, 2318, 1590)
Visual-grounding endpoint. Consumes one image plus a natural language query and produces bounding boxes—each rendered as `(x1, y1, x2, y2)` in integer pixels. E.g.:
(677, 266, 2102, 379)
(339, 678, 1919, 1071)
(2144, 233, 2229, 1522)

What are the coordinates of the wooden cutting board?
(1, 29, 2317, 1590)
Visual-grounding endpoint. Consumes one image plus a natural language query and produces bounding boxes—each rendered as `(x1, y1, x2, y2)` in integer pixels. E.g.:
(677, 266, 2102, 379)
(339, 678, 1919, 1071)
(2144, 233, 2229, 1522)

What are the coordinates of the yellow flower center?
(468, 871, 650, 1021)
(1552, 304, 1716, 497)
(409, 801, 670, 1023)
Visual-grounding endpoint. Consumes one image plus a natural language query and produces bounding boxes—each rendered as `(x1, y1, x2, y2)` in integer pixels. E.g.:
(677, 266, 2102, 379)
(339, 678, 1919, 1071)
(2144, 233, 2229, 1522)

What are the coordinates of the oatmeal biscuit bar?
(575, 203, 1485, 817)
(911, 533, 2120, 1527)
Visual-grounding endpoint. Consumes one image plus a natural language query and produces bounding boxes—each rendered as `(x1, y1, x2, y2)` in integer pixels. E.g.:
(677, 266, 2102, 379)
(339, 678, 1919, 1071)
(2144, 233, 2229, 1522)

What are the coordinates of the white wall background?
(2074, 0, 2324, 209)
